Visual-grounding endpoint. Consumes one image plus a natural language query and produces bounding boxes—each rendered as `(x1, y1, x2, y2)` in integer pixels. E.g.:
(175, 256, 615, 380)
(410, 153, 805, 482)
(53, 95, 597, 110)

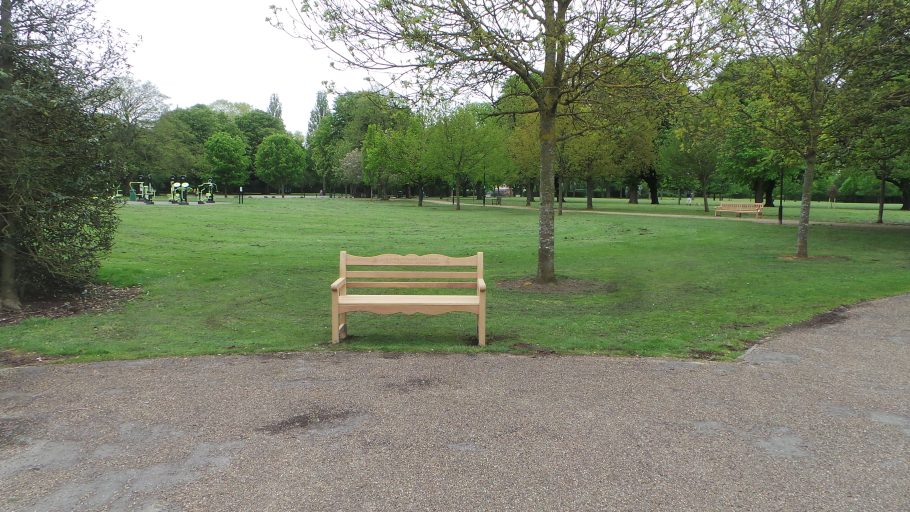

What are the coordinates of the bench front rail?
(330, 252, 486, 345)
(715, 202, 764, 218)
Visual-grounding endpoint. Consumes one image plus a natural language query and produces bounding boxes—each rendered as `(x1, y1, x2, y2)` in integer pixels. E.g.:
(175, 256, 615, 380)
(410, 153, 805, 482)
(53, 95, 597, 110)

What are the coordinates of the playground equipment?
(169, 176, 179, 203)
(128, 175, 155, 204)
(109, 186, 126, 204)
(197, 179, 217, 204)
(169, 175, 192, 205)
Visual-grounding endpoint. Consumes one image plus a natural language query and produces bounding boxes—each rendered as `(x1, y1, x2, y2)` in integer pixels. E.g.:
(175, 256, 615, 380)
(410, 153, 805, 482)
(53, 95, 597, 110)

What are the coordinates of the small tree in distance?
(205, 132, 251, 196)
(255, 133, 306, 197)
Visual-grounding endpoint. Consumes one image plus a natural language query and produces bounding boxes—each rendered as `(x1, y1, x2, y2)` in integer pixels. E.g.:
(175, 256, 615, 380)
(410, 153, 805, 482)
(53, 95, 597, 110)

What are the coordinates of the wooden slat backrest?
(346, 253, 479, 266)
(340, 252, 483, 290)
(718, 202, 762, 210)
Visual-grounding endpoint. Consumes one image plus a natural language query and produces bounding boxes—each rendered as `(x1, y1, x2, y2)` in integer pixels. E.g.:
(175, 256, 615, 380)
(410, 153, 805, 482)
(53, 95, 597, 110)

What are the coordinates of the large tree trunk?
(536, 106, 556, 283)
(643, 169, 660, 204)
(763, 179, 775, 207)
(585, 175, 594, 209)
(796, 153, 816, 258)
(627, 181, 639, 204)
(888, 177, 910, 210)
(0, 0, 20, 311)
(753, 178, 765, 204)
(0, 214, 21, 311)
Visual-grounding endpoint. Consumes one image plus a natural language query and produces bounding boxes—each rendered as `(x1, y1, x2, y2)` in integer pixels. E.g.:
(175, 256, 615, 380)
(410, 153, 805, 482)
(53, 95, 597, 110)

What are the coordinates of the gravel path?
(2, 294, 908, 511)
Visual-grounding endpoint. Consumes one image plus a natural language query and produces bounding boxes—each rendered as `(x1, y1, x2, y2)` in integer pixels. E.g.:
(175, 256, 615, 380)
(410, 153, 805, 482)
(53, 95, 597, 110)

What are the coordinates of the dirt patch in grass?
(460, 332, 517, 346)
(689, 349, 722, 360)
(497, 277, 618, 294)
(778, 255, 851, 262)
(794, 306, 850, 329)
(0, 349, 59, 367)
(510, 342, 557, 356)
(0, 284, 142, 327)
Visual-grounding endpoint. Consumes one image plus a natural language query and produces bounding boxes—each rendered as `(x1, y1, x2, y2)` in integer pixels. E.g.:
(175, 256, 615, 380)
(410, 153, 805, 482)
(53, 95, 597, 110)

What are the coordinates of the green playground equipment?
(169, 176, 180, 203)
(128, 175, 155, 204)
(197, 179, 217, 204)
(168, 175, 191, 205)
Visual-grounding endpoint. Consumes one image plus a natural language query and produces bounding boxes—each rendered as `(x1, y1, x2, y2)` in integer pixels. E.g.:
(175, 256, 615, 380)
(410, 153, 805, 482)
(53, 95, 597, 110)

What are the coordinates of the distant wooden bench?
(330, 251, 487, 345)
(715, 202, 764, 218)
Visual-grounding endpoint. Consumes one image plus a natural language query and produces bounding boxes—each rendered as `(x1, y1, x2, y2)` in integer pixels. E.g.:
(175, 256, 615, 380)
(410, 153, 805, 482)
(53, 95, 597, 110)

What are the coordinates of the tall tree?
(362, 124, 395, 199)
(306, 91, 329, 137)
(1, 0, 126, 310)
(204, 132, 251, 194)
(105, 77, 169, 184)
(255, 133, 306, 197)
(426, 105, 508, 210)
(268, 93, 283, 119)
(732, 0, 867, 257)
(834, 0, 910, 217)
(271, 0, 719, 282)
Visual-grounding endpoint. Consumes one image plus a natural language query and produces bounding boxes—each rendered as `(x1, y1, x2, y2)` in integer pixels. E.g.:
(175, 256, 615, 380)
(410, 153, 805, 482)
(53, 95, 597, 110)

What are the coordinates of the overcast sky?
(94, 0, 370, 134)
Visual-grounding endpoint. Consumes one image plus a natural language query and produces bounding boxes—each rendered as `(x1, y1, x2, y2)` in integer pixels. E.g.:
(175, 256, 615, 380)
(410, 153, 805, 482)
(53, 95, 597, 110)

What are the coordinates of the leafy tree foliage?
(235, 109, 285, 161)
(255, 133, 306, 196)
(268, 93, 283, 119)
(1, 0, 126, 309)
(272, 0, 719, 282)
(425, 105, 508, 210)
(204, 132, 251, 193)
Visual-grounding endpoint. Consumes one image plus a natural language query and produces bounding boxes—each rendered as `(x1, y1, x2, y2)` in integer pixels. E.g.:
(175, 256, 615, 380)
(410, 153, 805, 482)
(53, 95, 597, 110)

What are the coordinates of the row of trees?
(0, 0, 310, 309)
(271, 0, 910, 281)
(108, 87, 309, 197)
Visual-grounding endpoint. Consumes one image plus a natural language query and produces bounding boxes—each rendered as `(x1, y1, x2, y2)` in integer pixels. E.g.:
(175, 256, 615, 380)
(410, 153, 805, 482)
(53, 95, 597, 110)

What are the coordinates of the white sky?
(94, 0, 371, 134)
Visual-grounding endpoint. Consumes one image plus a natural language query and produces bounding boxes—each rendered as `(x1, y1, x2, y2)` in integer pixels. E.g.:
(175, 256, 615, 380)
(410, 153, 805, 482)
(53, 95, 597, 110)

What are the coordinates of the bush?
(13, 196, 120, 298)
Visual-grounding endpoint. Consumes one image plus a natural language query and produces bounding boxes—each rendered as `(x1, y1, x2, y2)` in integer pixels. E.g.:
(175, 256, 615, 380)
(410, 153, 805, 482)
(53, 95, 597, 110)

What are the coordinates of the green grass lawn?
(486, 195, 910, 224)
(2, 197, 909, 362)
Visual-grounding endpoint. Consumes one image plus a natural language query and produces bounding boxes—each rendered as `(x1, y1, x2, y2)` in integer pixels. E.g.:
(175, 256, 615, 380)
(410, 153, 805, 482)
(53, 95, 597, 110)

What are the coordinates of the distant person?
(686, 191, 693, 206)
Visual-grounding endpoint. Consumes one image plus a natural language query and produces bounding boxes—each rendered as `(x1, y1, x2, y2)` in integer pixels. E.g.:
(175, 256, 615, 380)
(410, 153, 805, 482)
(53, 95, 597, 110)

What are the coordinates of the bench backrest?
(718, 202, 763, 210)
(340, 251, 482, 291)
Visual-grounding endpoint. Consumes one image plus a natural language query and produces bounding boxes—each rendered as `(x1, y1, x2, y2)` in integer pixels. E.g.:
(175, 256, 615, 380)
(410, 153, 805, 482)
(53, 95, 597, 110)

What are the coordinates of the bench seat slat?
(338, 295, 480, 306)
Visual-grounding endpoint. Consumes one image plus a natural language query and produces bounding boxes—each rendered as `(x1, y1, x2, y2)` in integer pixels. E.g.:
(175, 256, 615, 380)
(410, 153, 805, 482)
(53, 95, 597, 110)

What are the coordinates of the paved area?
(2, 295, 909, 511)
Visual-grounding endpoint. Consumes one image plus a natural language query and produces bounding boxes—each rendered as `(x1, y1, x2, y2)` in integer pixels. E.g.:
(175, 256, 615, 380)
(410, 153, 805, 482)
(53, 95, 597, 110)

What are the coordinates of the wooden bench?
(715, 202, 764, 218)
(330, 252, 487, 345)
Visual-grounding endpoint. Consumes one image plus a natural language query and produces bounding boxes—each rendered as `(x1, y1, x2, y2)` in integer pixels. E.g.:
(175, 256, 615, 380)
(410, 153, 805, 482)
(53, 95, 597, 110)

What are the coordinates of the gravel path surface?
(2, 294, 908, 511)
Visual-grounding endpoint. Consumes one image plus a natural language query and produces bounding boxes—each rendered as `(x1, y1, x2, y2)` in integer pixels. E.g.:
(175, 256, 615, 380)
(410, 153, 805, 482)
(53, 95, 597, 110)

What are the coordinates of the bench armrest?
(477, 278, 486, 292)
(331, 277, 347, 292)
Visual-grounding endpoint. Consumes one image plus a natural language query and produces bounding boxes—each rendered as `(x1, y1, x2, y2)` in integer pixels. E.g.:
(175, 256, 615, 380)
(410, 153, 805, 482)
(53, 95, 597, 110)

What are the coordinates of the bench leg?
(339, 313, 347, 340)
(477, 311, 486, 346)
(331, 301, 340, 343)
